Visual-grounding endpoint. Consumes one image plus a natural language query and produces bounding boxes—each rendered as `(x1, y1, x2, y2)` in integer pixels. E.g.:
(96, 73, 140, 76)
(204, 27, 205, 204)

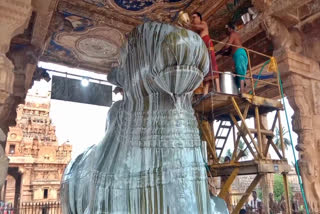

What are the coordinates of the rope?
(248, 57, 310, 213)
(252, 74, 274, 80)
(276, 61, 310, 214)
(201, 37, 310, 209)
(249, 59, 270, 95)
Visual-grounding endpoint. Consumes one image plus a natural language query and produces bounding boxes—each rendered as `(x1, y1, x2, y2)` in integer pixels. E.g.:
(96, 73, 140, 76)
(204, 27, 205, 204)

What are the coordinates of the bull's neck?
(122, 93, 194, 113)
(118, 106, 200, 148)
(118, 94, 200, 146)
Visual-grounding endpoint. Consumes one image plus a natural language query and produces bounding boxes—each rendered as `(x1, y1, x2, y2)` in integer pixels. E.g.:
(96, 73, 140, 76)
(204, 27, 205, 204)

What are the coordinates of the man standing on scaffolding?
(188, 12, 221, 94)
(222, 23, 248, 94)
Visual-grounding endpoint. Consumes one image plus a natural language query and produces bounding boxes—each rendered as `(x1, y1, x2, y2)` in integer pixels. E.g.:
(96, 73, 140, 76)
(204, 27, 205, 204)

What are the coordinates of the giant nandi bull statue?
(61, 22, 228, 214)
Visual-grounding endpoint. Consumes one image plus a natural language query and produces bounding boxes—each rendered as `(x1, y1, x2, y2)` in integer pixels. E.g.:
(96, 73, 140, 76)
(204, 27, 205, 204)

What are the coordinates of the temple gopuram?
(1, 89, 71, 210)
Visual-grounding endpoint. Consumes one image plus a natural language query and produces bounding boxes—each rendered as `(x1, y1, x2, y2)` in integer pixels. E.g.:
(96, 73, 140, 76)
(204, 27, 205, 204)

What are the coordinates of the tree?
(226, 148, 232, 159)
(274, 126, 290, 150)
(220, 148, 233, 163)
(237, 140, 248, 160)
(273, 174, 293, 202)
(220, 140, 249, 162)
(257, 188, 263, 200)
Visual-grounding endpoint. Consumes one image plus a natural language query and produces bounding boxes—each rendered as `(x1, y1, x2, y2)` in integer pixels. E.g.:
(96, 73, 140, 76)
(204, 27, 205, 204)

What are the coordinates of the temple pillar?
(0, 0, 33, 197)
(19, 166, 33, 203)
(0, 133, 8, 193)
(0, 0, 33, 133)
(276, 49, 320, 213)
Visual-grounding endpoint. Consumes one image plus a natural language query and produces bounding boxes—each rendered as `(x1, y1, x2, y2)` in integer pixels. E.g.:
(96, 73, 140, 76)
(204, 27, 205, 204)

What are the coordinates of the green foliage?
(274, 126, 291, 150)
(238, 140, 248, 159)
(256, 188, 263, 200)
(226, 149, 232, 159)
(220, 140, 249, 163)
(273, 174, 293, 202)
(220, 149, 233, 163)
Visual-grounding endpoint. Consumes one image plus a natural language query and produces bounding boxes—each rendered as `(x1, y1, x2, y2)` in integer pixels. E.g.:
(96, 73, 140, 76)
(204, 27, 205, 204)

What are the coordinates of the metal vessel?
(241, 13, 251, 24)
(220, 71, 239, 95)
(177, 11, 190, 26)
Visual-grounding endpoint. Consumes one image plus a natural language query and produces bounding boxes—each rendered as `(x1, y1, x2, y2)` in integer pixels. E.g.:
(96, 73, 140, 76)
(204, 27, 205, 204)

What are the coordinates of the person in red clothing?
(189, 12, 220, 94)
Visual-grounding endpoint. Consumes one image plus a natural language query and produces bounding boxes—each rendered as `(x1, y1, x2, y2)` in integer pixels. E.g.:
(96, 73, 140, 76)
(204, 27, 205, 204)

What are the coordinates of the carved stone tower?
(2, 88, 72, 207)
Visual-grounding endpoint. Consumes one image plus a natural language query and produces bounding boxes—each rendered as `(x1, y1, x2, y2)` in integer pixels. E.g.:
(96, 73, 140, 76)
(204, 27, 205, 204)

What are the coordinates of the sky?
(32, 62, 298, 164)
(215, 99, 299, 165)
(33, 62, 122, 158)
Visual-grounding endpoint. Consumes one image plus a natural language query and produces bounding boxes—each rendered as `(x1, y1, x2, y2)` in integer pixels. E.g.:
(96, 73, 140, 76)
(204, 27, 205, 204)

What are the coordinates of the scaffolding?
(193, 42, 292, 214)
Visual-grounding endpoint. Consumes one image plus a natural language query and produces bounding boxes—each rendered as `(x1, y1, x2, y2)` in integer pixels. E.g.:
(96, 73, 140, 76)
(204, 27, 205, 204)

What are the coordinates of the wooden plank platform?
(193, 92, 283, 121)
(210, 159, 291, 177)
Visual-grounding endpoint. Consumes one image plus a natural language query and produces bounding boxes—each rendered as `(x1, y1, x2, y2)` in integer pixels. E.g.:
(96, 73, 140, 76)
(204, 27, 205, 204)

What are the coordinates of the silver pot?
(220, 72, 239, 95)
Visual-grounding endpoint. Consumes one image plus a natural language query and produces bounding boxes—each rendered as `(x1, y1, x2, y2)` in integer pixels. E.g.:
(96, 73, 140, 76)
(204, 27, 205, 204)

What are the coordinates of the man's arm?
(189, 22, 206, 31)
(223, 32, 235, 49)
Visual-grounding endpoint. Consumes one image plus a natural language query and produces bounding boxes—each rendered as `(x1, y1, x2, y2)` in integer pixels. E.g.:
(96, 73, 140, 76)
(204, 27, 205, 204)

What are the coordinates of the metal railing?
(209, 38, 281, 98)
(0, 201, 61, 214)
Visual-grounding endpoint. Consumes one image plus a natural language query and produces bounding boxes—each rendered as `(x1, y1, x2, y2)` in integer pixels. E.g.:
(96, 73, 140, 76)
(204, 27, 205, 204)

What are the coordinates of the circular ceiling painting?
(114, 0, 183, 11)
(77, 37, 118, 58)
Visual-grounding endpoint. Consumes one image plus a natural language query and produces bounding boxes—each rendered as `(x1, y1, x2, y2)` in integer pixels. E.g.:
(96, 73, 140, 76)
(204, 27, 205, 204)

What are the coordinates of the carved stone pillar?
(276, 50, 320, 213)
(0, 122, 9, 194)
(0, 54, 15, 129)
(19, 166, 33, 203)
(0, 0, 33, 198)
(0, 1, 33, 53)
(0, 140, 9, 191)
(0, 0, 33, 132)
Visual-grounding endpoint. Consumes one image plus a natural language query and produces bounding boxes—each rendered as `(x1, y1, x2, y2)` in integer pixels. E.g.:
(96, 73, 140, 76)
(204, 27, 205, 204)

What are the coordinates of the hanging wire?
(276, 62, 310, 214)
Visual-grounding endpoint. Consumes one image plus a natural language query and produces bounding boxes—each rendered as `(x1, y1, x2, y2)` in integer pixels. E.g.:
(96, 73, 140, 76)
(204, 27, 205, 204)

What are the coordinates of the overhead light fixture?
(81, 78, 89, 87)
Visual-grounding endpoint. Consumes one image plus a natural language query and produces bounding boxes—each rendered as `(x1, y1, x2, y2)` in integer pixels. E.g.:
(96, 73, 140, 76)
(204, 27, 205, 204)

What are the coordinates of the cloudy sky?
(32, 62, 298, 165)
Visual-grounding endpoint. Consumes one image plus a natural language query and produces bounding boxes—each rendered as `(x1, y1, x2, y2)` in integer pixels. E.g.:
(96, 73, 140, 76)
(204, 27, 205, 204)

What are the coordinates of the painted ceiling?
(41, 0, 251, 73)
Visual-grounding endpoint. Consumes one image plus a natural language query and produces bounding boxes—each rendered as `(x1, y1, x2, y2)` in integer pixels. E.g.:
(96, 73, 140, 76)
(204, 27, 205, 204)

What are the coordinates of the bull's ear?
(107, 67, 125, 87)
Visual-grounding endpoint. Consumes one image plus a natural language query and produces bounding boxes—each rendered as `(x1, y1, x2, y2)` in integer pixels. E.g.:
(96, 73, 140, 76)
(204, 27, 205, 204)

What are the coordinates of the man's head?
(226, 22, 235, 34)
(239, 209, 246, 214)
(252, 190, 257, 200)
(269, 192, 273, 200)
(191, 12, 202, 24)
(224, 156, 231, 163)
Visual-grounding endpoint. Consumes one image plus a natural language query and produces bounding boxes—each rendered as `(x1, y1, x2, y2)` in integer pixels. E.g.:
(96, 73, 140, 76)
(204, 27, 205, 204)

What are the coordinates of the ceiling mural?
(62, 11, 93, 31)
(43, 21, 123, 72)
(42, 0, 251, 74)
(42, 0, 195, 73)
(83, 0, 109, 7)
(53, 26, 122, 62)
(42, 3, 126, 73)
(84, 0, 191, 17)
(112, 0, 183, 12)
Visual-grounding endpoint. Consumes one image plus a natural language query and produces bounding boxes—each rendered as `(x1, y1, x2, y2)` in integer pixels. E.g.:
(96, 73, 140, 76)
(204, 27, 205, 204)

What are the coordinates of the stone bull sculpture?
(61, 22, 228, 214)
